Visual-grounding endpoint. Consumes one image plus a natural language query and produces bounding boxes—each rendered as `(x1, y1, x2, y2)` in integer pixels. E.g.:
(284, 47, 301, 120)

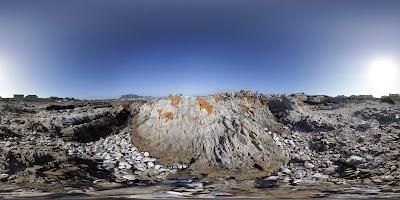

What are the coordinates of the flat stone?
(122, 175, 136, 181)
(266, 176, 279, 181)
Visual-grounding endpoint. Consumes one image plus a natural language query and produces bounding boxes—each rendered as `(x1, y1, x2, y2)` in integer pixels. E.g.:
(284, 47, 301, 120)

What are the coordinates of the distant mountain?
(118, 94, 154, 101)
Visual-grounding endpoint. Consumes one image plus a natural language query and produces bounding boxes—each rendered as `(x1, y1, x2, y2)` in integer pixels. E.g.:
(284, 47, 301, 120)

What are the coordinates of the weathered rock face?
(131, 92, 289, 177)
(268, 94, 337, 132)
(34, 105, 129, 142)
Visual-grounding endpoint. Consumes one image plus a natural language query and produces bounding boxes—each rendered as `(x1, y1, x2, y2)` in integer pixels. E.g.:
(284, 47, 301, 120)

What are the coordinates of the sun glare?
(367, 57, 398, 97)
(0, 59, 4, 82)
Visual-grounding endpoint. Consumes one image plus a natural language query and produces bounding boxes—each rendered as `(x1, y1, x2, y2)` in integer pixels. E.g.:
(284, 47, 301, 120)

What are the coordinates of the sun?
(367, 57, 398, 97)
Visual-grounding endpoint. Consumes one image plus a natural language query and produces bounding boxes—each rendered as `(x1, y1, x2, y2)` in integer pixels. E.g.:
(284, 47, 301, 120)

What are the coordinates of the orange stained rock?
(240, 103, 255, 116)
(156, 109, 163, 119)
(260, 99, 268, 107)
(197, 97, 213, 115)
(156, 109, 173, 120)
(297, 100, 305, 106)
(214, 95, 222, 102)
(168, 95, 182, 108)
(147, 101, 155, 107)
(162, 112, 174, 120)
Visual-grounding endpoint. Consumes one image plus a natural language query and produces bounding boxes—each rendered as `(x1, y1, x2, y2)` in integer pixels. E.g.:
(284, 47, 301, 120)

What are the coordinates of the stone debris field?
(0, 91, 399, 199)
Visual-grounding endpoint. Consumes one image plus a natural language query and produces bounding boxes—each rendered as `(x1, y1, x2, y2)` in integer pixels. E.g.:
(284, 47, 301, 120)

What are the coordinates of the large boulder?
(130, 92, 289, 178)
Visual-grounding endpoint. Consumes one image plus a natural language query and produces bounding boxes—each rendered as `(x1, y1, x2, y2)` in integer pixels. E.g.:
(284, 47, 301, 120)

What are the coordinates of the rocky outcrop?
(1, 92, 399, 196)
(131, 92, 289, 178)
(268, 94, 337, 132)
(34, 105, 129, 142)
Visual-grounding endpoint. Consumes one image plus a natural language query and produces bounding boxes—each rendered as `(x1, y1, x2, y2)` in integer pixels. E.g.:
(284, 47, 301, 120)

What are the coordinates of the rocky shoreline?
(0, 91, 399, 198)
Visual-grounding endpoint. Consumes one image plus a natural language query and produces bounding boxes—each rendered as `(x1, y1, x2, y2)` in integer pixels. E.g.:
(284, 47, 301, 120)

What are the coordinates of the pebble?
(266, 176, 279, 181)
(380, 175, 395, 182)
(324, 167, 336, 175)
(358, 122, 370, 130)
(299, 154, 311, 162)
(154, 165, 162, 170)
(312, 173, 323, 179)
(0, 173, 9, 181)
(294, 170, 305, 179)
(292, 179, 314, 186)
(122, 175, 136, 181)
(304, 162, 315, 169)
(346, 155, 363, 166)
(147, 162, 155, 168)
(5, 141, 11, 147)
(62, 131, 178, 182)
(281, 167, 291, 174)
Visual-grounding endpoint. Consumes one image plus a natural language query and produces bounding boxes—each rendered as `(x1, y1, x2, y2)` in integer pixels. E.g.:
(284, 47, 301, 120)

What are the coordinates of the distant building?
(389, 94, 400, 97)
(50, 96, 63, 101)
(13, 94, 24, 99)
(25, 95, 38, 99)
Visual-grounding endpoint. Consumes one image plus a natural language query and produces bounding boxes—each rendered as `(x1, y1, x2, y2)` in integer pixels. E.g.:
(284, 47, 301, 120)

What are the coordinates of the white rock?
(187, 182, 203, 188)
(281, 167, 291, 174)
(0, 173, 9, 181)
(154, 165, 162, 170)
(358, 122, 370, 130)
(122, 175, 136, 181)
(312, 173, 322, 179)
(147, 162, 155, 168)
(143, 152, 150, 157)
(380, 175, 395, 182)
(304, 162, 315, 169)
(266, 176, 279, 181)
(346, 155, 363, 166)
(4, 141, 11, 147)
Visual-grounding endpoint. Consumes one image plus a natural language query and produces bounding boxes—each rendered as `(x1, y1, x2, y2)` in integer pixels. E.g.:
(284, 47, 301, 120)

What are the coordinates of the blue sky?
(0, 0, 400, 98)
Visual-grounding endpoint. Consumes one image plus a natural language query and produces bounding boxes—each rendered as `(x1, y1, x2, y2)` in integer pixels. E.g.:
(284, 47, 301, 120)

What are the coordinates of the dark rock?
(46, 104, 75, 111)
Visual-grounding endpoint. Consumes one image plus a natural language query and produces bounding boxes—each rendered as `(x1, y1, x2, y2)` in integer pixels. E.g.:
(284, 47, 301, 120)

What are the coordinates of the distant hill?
(118, 94, 154, 101)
